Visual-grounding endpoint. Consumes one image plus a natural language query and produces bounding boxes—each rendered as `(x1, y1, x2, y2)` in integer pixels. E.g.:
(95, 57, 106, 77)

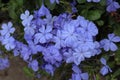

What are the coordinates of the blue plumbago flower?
(20, 10, 33, 26)
(50, 0, 59, 4)
(2, 35, 16, 51)
(34, 25, 53, 44)
(71, 0, 78, 13)
(100, 33, 120, 51)
(76, 35, 95, 51)
(24, 25, 35, 42)
(73, 48, 92, 65)
(0, 22, 15, 37)
(53, 30, 65, 49)
(29, 60, 39, 71)
(91, 41, 101, 56)
(63, 49, 75, 63)
(87, 0, 101, 2)
(13, 41, 24, 56)
(28, 40, 43, 54)
(106, 0, 120, 12)
(44, 64, 55, 76)
(61, 22, 78, 47)
(20, 44, 31, 61)
(69, 65, 89, 80)
(100, 57, 112, 76)
(78, 20, 98, 39)
(42, 46, 62, 64)
(24, 25, 35, 36)
(0, 57, 9, 70)
(33, 4, 52, 26)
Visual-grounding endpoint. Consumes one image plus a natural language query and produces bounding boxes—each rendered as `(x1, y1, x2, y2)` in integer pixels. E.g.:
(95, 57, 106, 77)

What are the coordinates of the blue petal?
(100, 57, 106, 65)
(110, 42, 118, 51)
(100, 66, 108, 76)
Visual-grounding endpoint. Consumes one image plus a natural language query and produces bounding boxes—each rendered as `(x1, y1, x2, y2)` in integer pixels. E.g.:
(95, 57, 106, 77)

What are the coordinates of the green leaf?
(77, 0, 86, 4)
(115, 44, 120, 65)
(112, 68, 120, 78)
(96, 20, 104, 26)
(100, 0, 106, 6)
(17, 0, 23, 6)
(45, 0, 56, 10)
(87, 10, 101, 21)
(114, 23, 120, 36)
(23, 67, 34, 77)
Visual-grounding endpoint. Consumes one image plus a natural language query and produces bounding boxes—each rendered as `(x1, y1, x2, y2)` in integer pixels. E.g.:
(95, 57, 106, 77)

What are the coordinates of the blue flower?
(34, 25, 53, 44)
(29, 60, 39, 71)
(0, 57, 9, 70)
(78, 20, 98, 38)
(2, 35, 16, 51)
(20, 10, 33, 26)
(63, 49, 74, 63)
(28, 40, 43, 54)
(20, 45, 31, 61)
(24, 25, 35, 42)
(77, 35, 95, 51)
(73, 48, 92, 65)
(70, 65, 89, 80)
(106, 0, 120, 12)
(100, 57, 112, 76)
(61, 23, 78, 47)
(0, 22, 15, 37)
(50, 0, 59, 4)
(44, 64, 55, 76)
(53, 30, 65, 49)
(87, 0, 101, 2)
(100, 33, 120, 51)
(42, 46, 62, 64)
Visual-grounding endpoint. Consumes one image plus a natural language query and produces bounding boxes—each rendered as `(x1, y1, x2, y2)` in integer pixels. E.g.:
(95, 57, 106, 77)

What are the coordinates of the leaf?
(45, 0, 56, 10)
(16, 0, 23, 6)
(112, 68, 120, 79)
(114, 23, 120, 36)
(23, 67, 34, 77)
(100, 0, 106, 6)
(87, 10, 101, 21)
(115, 44, 120, 65)
(77, 0, 86, 4)
(96, 20, 104, 26)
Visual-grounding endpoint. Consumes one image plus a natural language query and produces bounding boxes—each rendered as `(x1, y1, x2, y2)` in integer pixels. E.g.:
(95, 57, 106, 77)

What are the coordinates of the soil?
(0, 57, 48, 80)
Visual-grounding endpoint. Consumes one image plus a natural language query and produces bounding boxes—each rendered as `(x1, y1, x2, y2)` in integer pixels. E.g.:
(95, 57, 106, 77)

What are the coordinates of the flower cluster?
(0, 0, 120, 79)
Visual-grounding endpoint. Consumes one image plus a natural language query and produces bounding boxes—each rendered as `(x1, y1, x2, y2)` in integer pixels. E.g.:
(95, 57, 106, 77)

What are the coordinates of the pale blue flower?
(53, 30, 65, 49)
(78, 21, 98, 38)
(28, 40, 43, 54)
(100, 33, 120, 51)
(87, 0, 101, 2)
(0, 22, 15, 37)
(0, 57, 9, 70)
(42, 46, 62, 64)
(29, 60, 39, 71)
(2, 35, 16, 51)
(100, 57, 112, 76)
(34, 25, 53, 44)
(73, 48, 92, 65)
(20, 10, 33, 26)
(50, 0, 59, 4)
(107, 0, 120, 12)
(20, 45, 31, 61)
(61, 23, 78, 47)
(70, 65, 89, 80)
(45, 64, 55, 76)
(63, 49, 74, 63)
